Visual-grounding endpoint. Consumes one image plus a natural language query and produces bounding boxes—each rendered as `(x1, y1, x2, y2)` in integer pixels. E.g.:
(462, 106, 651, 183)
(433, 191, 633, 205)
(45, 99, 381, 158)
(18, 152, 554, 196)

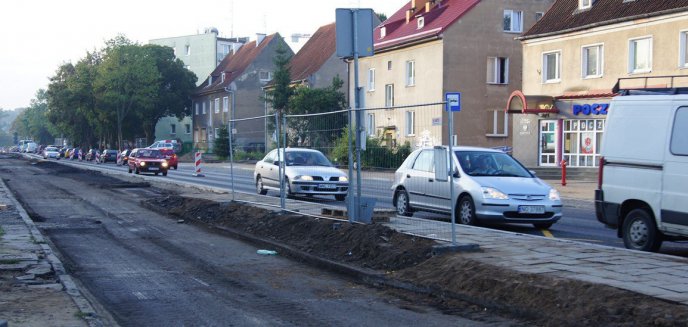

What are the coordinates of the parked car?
(148, 140, 181, 152)
(392, 146, 562, 229)
(25, 142, 38, 153)
(596, 83, 688, 252)
(118, 149, 132, 166)
(99, 149, 118, 163)
(254, 148, 349, 201)
(127, 148, 169, 176)
(42, 146, 60, 159)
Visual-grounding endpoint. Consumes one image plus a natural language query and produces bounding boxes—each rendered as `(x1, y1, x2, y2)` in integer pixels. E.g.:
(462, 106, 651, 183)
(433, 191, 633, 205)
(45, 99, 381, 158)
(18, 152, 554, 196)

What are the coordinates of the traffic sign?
(445, 92, 461, 112)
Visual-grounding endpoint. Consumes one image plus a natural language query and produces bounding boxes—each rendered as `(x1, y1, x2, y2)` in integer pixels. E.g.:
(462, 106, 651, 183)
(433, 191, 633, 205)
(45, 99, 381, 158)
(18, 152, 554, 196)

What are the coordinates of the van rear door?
(661, 105, 688, 233)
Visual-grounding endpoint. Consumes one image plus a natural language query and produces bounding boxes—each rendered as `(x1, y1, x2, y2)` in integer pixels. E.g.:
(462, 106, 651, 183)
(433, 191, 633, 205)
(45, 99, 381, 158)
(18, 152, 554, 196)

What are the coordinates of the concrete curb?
(0, 178, 102, 327)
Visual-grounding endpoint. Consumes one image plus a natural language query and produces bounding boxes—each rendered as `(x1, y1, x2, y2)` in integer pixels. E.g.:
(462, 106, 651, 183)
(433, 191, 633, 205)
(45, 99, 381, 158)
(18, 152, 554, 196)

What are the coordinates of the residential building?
(352, 0, 553, 150)
(507, 0, 688, 167)
(288, 23, 347, 91)
(150, 28, 248, 146)
(191, 33, 292, 152)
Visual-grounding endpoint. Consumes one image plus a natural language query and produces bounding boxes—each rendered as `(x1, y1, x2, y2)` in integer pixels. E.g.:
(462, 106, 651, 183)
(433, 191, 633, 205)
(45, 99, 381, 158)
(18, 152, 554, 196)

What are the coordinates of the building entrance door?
(539, 120, 558, 166)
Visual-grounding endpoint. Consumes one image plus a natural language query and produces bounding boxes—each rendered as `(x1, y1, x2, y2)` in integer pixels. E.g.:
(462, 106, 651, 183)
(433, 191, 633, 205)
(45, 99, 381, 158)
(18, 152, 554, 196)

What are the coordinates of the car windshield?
(138, 149, 162, 158)
(46, 147, 57, 151)
(285, 151, 332, 167)
(455, 151, 532, 178)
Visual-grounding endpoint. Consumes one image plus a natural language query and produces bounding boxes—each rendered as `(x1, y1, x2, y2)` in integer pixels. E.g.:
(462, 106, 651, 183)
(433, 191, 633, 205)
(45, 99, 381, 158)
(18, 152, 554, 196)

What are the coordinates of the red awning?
(505, 90, 559, 114)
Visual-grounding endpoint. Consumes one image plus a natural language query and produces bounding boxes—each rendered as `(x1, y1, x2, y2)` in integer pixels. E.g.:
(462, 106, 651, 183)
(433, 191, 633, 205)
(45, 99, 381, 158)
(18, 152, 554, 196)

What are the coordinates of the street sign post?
(445, 92, 461, 112)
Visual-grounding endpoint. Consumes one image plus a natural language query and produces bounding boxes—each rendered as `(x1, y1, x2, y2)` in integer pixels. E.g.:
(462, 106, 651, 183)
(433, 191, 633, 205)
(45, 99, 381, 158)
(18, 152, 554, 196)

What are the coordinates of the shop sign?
(432, 117, 442, 126)
(573, 103, 609, 116)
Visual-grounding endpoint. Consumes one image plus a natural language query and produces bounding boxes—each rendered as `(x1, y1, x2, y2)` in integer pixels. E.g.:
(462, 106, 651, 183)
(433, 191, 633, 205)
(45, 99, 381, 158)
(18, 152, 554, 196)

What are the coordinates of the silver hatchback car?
(392, 146, 562, 229)
(254, 148, 349, 201)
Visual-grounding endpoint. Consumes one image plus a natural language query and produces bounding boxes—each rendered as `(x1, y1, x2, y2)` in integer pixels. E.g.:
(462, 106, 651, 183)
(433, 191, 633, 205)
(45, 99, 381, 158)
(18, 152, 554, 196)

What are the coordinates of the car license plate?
(148, 167, 159, 171)
(518, 205, 545, 214)
(318, 184, 337, 189)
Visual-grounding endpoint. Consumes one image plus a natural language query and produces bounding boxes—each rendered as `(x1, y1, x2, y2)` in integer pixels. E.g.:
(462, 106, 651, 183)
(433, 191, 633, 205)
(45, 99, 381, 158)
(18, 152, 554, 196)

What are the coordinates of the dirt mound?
(145, 195, 688, 326)
(148, 196, 435, 271)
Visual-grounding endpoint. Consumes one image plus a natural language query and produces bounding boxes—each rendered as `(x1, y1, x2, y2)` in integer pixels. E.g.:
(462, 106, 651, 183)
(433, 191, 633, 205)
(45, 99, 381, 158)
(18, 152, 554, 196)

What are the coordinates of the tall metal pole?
(278, 112, 286, 210)
(347, 107, 355, 223)
(228, 91, 236, 201)
(448, 109, 456, 245)
(352, 9, 363, 221)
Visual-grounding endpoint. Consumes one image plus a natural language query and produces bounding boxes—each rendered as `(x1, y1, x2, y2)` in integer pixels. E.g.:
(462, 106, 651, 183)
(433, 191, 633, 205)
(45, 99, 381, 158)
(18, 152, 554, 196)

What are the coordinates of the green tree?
(264, 45, 293, 113)
(213, 125, 229, 159)
(376, 12, 388, 22)
(287, 77, 347, 148)
(11, 90, 57, 144)
(135, 44, 197, 144)
(95, 36, 159, 150)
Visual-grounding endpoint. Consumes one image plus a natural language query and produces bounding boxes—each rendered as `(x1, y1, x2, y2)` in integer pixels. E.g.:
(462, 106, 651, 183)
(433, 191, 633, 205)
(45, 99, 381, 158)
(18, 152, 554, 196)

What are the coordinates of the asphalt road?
(41, 157, 688, 256)
(2, 156, 520, 326)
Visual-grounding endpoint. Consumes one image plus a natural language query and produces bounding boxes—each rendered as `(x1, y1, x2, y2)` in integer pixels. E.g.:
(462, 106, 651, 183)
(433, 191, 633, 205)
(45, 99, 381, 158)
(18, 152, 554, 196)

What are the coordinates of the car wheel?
(128, 166, 132, 173)
(458, 196, 477, 226)
(162, 171, 167, 176)
(622, 208, 662, 252)
(533, 222, 553, 229)
(256, 176, 268, 195)
(135, 167, 140, 175)
(395, 189, 413, 217)
(335, 194, 346, 201)
(173, 165, 178, 170)
(284, 177, 293, 197)
(155, 172, 159, 176)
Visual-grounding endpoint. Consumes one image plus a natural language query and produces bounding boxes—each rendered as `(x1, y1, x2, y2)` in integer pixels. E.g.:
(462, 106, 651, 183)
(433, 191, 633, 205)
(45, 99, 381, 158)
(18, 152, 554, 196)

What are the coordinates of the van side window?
(671, 107, 688, 156)
(412, 150, 434, 172)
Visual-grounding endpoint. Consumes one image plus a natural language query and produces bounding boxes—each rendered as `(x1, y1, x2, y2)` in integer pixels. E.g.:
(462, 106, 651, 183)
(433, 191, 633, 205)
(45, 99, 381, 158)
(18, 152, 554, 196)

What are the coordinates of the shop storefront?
(507, 91, 613, 168)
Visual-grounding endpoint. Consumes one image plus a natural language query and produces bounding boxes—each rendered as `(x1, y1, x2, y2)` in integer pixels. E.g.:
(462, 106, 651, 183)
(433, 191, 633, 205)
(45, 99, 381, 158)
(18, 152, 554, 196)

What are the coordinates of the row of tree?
(13, 35, 197, 150)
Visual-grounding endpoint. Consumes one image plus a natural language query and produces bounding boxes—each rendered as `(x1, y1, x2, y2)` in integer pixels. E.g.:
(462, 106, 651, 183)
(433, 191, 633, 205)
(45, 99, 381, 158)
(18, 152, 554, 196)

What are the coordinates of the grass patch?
(74, 311, 90, 319)
(0, 259, 20, 264)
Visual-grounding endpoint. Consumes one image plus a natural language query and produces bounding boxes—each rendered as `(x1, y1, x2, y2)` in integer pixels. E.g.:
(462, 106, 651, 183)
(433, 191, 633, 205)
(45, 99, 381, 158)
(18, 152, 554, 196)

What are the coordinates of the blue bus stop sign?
(445, 92, 461, 112)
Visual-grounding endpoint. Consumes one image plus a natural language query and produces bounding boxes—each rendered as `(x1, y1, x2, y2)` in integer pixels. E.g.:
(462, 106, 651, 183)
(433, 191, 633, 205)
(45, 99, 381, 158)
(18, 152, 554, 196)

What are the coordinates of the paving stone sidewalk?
(0, 180, 93, 326)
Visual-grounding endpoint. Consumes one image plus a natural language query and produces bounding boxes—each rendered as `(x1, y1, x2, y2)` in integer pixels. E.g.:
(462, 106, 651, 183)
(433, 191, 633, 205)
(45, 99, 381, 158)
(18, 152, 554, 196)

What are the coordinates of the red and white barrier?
(116, 152, 121, 165)
(193, 152, 205, 177)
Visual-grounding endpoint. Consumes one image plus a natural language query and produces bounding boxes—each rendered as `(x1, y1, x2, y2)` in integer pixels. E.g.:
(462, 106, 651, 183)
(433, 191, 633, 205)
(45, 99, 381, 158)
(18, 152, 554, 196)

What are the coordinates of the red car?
(127, 148, 169, 176)
(159, 148, 178, 170)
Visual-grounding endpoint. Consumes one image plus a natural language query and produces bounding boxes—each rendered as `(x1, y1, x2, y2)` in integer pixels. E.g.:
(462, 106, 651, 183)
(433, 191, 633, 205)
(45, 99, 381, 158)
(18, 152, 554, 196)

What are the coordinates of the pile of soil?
(145, 197, 688, 326)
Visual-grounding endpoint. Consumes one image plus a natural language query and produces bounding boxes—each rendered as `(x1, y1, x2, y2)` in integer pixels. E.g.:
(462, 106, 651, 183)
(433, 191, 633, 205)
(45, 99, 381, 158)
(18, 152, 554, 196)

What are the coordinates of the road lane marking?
(541, 229, 554, 238)
(191, 277, 210, 287)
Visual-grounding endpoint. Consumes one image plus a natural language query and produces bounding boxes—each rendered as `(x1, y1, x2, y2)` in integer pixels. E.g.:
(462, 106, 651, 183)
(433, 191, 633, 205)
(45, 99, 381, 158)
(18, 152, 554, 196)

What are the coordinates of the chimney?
(411, 0, 435, 13)
(256, 33, 266, 45)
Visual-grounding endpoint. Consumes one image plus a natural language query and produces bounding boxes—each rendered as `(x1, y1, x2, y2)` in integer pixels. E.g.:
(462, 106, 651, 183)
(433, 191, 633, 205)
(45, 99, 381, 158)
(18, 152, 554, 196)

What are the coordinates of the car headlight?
(482, 187, 509, 200)
(339, 176, 348, 182)
(549, 188, 561, 201)
(295, 175, 313, 181)
(161, 161, 169, 168)
(140, 161, 146, 166)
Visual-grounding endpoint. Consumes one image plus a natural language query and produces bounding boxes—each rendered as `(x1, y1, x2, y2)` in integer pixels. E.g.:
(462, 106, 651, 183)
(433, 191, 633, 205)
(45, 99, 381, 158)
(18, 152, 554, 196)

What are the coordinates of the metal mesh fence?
(228, 102, 458, 244)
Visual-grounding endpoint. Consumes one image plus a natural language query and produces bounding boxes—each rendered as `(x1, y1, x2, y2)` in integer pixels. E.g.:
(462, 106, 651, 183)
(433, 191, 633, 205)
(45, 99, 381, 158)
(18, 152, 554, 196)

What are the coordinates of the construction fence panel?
(358, 103, 456, 241)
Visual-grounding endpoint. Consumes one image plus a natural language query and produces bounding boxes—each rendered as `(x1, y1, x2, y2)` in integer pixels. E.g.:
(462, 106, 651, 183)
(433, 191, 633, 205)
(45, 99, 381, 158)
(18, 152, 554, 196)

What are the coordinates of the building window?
(385, 84, 394, 108)
(582, 44, 603, 78)
(503, 10, 523, 33)
(185, 45, 191, 56)
(185, 124, 191, 134)
(202, 101, 206, 114)
(368, 68, 375, 91)
(417, 17, 425, 29)
(259, 71, 272, 82)
(214, 98, 220, 114)
(195, 103, 199, 115)
(405, 111, 415, 136)
(535, 12, 544, 21)
(221, 72, 226, 83)
(680, 31, 688, 68)
(406, 60, 415, 86)
(579, 0, 592, 10)
(487, 57, 509, 84)
(214, 128, 220, 138)
(380, 27, 386, 39)
(542, 51, 561, 83)
(486, 110, 508, 137)
(170, 124, 176, 135)
(223, 96, 229, 112)
(629, 37, 652, 74)
(387, 61, 392, 70)
(366, 113, 375, 136)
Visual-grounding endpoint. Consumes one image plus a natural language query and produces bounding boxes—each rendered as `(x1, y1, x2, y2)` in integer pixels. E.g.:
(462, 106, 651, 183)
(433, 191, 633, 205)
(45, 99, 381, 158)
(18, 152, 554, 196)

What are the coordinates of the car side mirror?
(453, 169, 460, 178)
(529, 170, 536, 176)
(273, 160, 280, 166)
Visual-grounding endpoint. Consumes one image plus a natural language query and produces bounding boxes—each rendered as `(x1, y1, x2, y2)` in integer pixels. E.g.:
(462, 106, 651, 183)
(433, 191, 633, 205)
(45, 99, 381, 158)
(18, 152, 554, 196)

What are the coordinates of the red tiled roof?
(523, 0, 688, 39)
(289, 23, 337, 83)
(374, 0, 480, 51)
(194, 33, 278, 95)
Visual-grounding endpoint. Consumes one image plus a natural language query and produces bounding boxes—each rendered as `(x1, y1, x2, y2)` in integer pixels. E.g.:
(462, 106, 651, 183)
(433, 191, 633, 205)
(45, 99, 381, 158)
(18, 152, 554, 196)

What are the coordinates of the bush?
(329, 126, 412, 169)
(232, 150, 265, 162)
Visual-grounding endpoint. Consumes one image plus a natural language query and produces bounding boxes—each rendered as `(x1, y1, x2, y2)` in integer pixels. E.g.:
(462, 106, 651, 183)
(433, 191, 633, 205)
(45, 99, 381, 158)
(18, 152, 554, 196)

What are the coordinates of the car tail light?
(597, 156, 605, 190)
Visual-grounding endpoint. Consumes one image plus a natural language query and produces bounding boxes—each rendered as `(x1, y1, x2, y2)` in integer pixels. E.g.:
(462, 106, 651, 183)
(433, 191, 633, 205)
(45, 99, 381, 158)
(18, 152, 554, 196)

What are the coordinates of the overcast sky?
(0, 0, 407, 110)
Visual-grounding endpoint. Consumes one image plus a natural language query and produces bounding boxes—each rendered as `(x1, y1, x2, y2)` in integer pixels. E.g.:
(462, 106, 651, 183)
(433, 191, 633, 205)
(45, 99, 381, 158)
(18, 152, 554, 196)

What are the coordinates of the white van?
(596, 90, 688, 252)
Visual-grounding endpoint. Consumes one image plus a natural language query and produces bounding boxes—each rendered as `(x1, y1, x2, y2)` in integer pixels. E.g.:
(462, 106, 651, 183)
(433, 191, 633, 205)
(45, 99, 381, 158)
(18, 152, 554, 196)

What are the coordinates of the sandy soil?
(145, 195, 688, 327)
